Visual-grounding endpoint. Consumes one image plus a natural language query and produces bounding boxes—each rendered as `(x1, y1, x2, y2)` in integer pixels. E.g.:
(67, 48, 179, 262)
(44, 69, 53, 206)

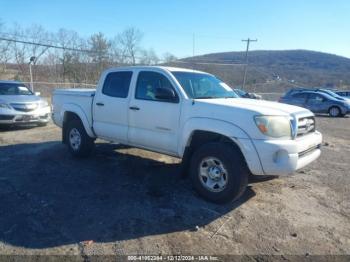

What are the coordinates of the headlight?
(254, 115, 292, 138)
(343, 102, 350, 108)
(0, 103, 12, 109)
(40, 100, 49, 108)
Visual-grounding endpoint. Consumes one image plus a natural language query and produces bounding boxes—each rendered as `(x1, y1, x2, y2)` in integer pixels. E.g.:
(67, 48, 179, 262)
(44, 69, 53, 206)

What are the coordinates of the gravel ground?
(0, 116, 349, 260)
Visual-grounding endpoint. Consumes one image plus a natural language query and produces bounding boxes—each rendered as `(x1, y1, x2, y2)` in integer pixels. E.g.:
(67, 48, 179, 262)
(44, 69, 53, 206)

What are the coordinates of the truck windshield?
(172, 72, 238, 99)
(0, 83, 33, 95)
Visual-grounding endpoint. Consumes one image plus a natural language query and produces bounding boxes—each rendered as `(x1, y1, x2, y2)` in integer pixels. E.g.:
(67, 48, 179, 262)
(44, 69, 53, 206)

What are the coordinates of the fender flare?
(60, 103, 96, 138)
(179, 117, 250, 156)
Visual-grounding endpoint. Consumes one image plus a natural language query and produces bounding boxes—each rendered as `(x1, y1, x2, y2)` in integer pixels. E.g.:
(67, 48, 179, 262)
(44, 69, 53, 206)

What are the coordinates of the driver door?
(127, 71, 181, 155)
(306, 93, 328, 113)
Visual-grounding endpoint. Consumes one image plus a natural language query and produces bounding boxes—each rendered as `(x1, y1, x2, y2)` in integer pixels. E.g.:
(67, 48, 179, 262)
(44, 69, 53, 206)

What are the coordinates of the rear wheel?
(329, 106, 341, 117)
(65, 119, 94, 157)
(189, 142, 248, 203)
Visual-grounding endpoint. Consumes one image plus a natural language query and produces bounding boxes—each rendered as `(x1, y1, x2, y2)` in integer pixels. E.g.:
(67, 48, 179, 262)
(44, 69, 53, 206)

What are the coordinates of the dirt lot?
(0, 116, 349, 259)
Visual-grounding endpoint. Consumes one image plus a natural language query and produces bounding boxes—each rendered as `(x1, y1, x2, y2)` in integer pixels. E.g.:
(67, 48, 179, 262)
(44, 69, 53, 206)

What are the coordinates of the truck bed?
(53, 88, 96, 96)
(52, 88, 96, 128)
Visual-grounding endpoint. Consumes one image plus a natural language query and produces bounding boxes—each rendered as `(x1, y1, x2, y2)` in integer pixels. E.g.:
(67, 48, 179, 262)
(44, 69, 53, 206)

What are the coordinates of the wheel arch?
(180, 118, 249, 156)
(179, 119, 250, 176)
(61, 104, 95, 143)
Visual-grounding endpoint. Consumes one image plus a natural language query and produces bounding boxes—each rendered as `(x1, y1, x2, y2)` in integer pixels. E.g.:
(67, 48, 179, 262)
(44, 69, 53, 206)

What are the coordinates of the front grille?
(10, 103, 38, 112)
(0, 115, 15, 120)
(296, 116, 316, 137)
(15, 115, 39, 122)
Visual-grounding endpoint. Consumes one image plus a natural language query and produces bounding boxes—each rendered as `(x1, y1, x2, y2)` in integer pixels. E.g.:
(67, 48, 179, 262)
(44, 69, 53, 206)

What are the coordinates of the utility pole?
(29, 56, 36, 92)
(192, 33, 195, 57)
(192, 33, 195, 70)
(242, 38, 257, 90)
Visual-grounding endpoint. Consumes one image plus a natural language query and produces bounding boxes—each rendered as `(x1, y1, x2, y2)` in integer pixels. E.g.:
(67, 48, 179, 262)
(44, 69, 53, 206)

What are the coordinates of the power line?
(0, 34, 249, 66)
(241, 38, 257, 89)
(0, 35, 158, 62)
(1, 34, 282, 78)
(0, 35, 301, 88)
(0, 35, 97, 54)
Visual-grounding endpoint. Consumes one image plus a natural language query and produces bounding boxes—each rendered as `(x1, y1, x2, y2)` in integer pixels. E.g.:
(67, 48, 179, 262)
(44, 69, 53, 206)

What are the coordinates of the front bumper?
(238, 131, 322, 176)
(0, 106, 51, 125)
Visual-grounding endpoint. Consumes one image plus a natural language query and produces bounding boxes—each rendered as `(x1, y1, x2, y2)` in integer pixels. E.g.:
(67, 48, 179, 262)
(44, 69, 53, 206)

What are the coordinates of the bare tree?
(117, 27, 143, 65)
(88, 32, 111, 79)
(139, 48, 159, 65)
(0, 22, 11, 74)
(110, 37, 128, 65)
(8, 23, 29, 79)
(25, 25, 50, 64)
(1, 23, 180, 87)
(54, 28, 85, 82)
(89, 33, 110, 61)
(163, 52, 178, 63)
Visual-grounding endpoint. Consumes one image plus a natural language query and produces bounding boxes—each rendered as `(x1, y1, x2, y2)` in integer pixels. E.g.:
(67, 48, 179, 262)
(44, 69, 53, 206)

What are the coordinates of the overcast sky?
(1, 0, 349, 58)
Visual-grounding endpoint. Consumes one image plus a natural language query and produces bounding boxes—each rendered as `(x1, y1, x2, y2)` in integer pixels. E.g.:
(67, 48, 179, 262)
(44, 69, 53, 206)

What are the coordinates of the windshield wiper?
(194, 96, 216, 99)
(195, 95, 237, 99)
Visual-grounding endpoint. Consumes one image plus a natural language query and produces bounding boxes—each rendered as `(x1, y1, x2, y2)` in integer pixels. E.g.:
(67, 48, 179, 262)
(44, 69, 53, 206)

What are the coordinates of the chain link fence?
(23, 81, 284, 102)
(21, 81, 96, 97)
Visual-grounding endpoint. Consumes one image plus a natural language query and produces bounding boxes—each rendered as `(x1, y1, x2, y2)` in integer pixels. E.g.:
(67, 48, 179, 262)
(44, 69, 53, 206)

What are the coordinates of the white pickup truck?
(52, 66, 322, 203)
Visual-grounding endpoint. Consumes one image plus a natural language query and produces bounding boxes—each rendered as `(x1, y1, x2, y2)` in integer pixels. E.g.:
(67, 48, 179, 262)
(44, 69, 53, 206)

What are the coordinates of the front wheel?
(329, 106, 341, 117)
(65, 119, 95, 157)
(189, 142, 248, 204)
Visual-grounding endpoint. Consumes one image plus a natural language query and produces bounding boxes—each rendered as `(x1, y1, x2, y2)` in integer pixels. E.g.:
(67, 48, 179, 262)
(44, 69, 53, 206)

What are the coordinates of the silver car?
(279, 91, 350, 117)
(0, 80, 51, 126)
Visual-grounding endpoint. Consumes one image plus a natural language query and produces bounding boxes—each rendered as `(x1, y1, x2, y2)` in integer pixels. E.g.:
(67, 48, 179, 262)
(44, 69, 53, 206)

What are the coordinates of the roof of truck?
(160, 66, 206, 73)
(106, 66, 208, 74)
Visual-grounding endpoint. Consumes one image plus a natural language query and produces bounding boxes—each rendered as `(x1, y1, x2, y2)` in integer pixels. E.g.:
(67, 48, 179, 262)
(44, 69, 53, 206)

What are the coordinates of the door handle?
(96, 102, 104, 106)
(129, 106, 140, 111)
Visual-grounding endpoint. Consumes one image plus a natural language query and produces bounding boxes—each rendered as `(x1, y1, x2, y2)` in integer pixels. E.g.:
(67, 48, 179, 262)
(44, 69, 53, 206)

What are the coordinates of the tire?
(189, 142, 248, 204)
(329, 106, 341, 117)
(37, 122, 48, 127)
(65, 119, 95, 157)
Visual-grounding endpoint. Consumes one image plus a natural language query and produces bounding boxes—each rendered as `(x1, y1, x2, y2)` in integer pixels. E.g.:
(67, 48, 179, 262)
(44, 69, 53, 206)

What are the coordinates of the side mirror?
(34, 92, 41, 96)
(155, 88, 177, 102)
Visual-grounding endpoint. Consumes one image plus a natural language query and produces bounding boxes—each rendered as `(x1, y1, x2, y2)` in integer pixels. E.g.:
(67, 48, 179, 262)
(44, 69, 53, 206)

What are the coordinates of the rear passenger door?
(289, 93, 308, 108)
(93, 70, 133, 142)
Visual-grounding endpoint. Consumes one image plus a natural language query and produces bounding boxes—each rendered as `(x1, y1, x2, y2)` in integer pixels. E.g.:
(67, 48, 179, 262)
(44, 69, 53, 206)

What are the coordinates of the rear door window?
(308, 93, 325, 103)
(292, 92, 308, 101)
(102, 71, 133, 98)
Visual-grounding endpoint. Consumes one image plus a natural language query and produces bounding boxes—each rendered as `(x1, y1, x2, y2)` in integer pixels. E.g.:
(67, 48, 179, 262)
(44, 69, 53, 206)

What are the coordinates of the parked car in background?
(0, 80, 50, 126)
(285, 87, 349, 102)
(279, 90, 350, 117)
(316, 89, 350, 102)
(336, 90, 350, 99)
(234, 88, 262, 99)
